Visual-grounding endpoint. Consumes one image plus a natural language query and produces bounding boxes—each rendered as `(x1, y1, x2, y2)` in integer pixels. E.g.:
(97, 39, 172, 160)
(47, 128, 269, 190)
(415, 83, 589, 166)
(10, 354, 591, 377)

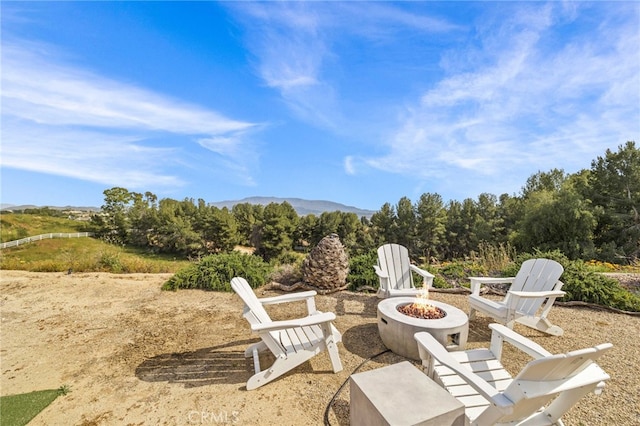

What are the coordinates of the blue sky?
(1, 1, 639, 211)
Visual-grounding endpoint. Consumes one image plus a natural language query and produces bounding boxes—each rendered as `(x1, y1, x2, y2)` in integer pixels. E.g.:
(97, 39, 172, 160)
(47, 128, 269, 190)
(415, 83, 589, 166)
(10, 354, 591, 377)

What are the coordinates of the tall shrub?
(163, 252, 272, 291)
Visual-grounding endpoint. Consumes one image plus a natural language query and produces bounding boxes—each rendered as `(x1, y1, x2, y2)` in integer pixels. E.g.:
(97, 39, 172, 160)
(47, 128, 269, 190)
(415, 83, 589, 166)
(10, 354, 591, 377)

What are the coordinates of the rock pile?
(301, 234, 349, 293)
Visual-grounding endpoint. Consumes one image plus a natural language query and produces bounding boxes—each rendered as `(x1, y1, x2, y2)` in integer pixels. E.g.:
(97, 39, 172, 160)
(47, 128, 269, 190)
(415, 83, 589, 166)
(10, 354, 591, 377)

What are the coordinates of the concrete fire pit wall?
(377, 298, 469, 360)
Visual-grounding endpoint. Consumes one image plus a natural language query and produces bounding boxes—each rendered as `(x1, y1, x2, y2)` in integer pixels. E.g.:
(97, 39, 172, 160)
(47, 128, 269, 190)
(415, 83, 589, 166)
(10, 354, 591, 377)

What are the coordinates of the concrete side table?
(350, 361, 467, 426)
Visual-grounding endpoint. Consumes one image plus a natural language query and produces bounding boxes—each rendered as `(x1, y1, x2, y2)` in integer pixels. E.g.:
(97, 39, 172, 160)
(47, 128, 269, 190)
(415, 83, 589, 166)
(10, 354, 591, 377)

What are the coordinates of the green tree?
(312, 211, 342, 245)
(588, 141, 640, 262)
(336, 212, 361, 254)
(152, 198, 202, 256)
(294, 214, 317, 251)
(395, 197, 417, 255)
(232, 203, 262, 247)
(91, 187, 134, 244)
(475, 193, 503, 244)
(255, 202, 299, 261)
(512, 182, 596, 259)
(199, 205, 238, 254)
(444, 198, 476, 259)
(415, 193, 446, 261)
(127, 191, 159, 247)
(521, 168, 567, 198)
(370, 202, 396, 246)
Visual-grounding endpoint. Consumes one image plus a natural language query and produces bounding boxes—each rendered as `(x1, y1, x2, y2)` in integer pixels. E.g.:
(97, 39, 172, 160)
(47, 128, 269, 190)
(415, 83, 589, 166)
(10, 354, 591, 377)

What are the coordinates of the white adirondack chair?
(469, 258, 566, 336)
(415, 324, 612, 426)
(230, 277, 343, 390)
(374, 243, 434, 298)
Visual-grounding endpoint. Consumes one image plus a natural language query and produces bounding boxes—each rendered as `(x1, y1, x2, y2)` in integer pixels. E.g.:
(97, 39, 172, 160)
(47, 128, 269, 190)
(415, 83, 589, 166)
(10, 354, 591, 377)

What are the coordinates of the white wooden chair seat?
(231, 277, 343, 390)
(415, 323, 612, 425)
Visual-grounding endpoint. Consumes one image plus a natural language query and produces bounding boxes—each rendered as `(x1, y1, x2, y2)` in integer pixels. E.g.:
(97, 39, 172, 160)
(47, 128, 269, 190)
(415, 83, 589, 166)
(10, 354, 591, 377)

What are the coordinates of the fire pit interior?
(397, 302, 446, 320)
(377, 297, 469, 360)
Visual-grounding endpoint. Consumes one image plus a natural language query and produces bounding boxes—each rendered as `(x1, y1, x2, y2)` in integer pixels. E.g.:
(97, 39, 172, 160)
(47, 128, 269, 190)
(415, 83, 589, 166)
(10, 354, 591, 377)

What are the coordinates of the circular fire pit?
(377, 297, 468, 360)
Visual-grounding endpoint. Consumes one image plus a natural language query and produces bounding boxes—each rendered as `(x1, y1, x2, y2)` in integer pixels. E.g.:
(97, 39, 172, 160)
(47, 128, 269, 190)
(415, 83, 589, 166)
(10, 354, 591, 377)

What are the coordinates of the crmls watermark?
(187, 410, 239, 424)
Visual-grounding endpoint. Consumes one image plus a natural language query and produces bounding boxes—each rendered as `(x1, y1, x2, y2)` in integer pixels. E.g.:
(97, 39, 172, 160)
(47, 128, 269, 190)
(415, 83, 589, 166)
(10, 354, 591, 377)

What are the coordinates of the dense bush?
(439, 261, 487, 282)
(268, 263, 302, 286)
(347, 251, 378, 291)
(561, 261, 640, 312)
(162, 252, 272, 291)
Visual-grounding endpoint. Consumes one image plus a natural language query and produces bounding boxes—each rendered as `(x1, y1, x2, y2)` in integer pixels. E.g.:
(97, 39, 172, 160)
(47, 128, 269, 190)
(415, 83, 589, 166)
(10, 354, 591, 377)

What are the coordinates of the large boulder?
(302, 234, 349, 293)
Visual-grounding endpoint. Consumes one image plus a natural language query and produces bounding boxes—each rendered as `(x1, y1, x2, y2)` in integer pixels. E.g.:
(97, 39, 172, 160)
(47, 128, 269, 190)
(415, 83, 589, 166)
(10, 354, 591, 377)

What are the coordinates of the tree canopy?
(89, 142, 639, 264)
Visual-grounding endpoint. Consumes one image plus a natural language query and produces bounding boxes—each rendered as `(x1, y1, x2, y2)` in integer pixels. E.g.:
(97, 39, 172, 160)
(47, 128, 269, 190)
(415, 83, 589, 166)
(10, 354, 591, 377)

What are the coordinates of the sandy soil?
(1, 270, 638, 425)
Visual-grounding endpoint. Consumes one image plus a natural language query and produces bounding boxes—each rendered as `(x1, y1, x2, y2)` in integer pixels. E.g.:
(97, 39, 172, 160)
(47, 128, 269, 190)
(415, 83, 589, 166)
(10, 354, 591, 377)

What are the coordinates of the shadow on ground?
(341, 323, 387, 359)
(135, 339, 257, 388)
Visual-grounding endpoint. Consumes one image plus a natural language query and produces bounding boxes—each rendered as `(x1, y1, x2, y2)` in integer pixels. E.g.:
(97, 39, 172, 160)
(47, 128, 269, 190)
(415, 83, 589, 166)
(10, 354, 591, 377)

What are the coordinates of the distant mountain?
(210, 197, 376, 218)
(1, 198, 376, 217)
(0, 204, 100, 212)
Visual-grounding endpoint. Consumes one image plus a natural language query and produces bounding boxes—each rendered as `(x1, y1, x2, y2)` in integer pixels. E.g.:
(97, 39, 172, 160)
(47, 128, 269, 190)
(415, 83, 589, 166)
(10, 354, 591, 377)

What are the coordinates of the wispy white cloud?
(227, 2, 460, 130)
(355, 3, 640, 198)
(1, 40, 260, 190)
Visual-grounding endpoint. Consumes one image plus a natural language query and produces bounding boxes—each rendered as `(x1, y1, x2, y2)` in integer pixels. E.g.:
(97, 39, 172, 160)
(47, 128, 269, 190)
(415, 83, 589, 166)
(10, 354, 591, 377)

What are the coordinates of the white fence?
(0, 232, 94, 249)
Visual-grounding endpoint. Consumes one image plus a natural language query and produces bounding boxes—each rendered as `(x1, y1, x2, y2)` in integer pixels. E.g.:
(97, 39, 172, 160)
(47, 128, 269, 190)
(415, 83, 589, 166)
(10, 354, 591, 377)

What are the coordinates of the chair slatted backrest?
(498, 343, 612, 423)
(510, 258, 564, 315)
(231, 277, 271, 325)
(231, 277, 286, 356)
(377, 244, 413, 291)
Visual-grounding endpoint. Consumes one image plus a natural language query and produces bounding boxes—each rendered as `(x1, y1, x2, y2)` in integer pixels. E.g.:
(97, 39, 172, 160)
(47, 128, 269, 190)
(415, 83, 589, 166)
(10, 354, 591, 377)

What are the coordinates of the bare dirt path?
(1, 271, 638, 425)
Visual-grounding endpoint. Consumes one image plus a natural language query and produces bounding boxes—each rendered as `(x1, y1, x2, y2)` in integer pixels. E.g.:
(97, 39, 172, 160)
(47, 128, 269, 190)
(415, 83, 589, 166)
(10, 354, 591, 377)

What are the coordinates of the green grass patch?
(0, 214, 90, 243)
(0, 238, 191, 273)
(0, 386, 69, 426)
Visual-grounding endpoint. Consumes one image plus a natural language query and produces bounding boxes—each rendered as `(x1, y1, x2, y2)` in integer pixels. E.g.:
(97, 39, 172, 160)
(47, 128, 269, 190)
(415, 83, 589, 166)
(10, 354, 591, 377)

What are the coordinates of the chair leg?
(244, 341, 268, 357)
(321, 323, 343, 372)
(516, 316, 564, 336)
(246, 351, 317, 390)
(539, 383, 598, 423)
(246, 355, 288, 390)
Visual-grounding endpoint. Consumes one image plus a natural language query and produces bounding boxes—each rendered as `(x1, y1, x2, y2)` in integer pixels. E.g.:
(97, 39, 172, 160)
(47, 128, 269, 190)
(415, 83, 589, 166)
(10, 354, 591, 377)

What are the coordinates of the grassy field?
(0, 238, 191, 273)
(0, 213, 90, 242)
(0, 213, 191, 273)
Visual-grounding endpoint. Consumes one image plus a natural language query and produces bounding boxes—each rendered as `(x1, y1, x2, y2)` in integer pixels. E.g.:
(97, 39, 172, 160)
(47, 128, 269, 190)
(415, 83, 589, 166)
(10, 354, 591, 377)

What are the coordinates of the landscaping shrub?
(272, 250, 306, 266)
(561, 261, 640, 312)
(347, 251, 378, 291)
(162, 252, 272, 291)
(435, 261, 486, 288)
(268, 263, 302, 286)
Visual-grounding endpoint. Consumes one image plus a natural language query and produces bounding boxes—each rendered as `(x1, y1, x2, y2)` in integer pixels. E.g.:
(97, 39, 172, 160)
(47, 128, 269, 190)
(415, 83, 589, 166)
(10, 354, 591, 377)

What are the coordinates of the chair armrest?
(251, 312, 336, 333)
(410, 264, 434, 288)
(373, 265, 387, 278)
(469, 277, 515, 294)
(489, 323, 552, 360)
(508, 290, 566, 299)
(258, 291, 317, 305)
(258, 291, 319, 315)
(409, 264, 435, 278)
(414, 332, 513, 410)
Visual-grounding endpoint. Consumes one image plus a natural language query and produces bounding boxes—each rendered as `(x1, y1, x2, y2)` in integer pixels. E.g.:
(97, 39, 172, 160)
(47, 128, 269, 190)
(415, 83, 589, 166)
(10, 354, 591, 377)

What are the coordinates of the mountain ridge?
(1, 197, 376, 217)
(209, 197, 375, 217)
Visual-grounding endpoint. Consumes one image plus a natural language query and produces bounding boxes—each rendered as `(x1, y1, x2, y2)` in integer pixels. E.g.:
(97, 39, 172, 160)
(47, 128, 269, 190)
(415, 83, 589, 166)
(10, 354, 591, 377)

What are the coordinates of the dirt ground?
(1, 270, 638, 425)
